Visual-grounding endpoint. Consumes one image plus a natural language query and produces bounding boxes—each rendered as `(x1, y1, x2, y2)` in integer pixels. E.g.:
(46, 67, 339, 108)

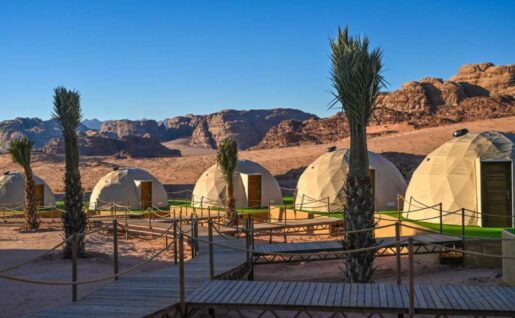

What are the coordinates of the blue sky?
(0, 1, 513, 121)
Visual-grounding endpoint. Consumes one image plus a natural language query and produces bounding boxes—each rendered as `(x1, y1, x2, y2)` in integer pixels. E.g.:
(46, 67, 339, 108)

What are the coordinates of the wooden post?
(408, 237, 415, 318)
(327, 197, 330, 215)
(461, 207, 466, 246)
(125, 209, 129, 240)
(395, 222, 401, 285)
(148, 209, 152, 229)
(173, 221, 178, 265)
(439, 203, 443, 234)
(208, 206, 211, 219)
(397, 195, 401, 220)
(72, 234, 78, 302)
(179, 233, 185, 317)
(283, 205, 287, 243)
(249, 217, 254, 281)
(113, 220, 119, 281)
(208, 220, 214, 280)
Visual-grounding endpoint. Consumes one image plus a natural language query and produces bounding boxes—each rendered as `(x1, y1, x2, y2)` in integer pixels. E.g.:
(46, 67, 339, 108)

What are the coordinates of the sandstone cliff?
(255, 63, 514, 149)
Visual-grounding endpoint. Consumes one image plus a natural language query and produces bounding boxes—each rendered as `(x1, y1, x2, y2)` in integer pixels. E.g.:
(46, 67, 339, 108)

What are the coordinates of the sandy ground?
(0, 116, 513, 194)
(0, 225, 179, 318)
(0, 226, 505, 317)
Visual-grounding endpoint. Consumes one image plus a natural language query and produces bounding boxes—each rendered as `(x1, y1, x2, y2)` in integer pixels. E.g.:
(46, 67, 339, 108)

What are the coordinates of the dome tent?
(192, 160, 283, 209)
(0, 172, 55, 207)
(89, 168, 168, 210)
(295, 149, 407, 212)
(403, 131, 514, 227)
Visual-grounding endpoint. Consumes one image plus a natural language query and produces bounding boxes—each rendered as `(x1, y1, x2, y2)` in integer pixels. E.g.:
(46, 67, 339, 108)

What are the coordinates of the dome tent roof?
(192, 160, 283, 208)
(89, 168, 168, 210)
(402, 131, 515, 226)
(0, 172, 55, 207)
(295, 149, 407, 212)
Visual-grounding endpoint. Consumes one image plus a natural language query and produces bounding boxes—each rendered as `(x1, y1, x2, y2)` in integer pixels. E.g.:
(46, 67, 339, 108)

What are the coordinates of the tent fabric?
(192, 160, 283, 208)
(403, 131, 515, 226)
(0, 172, 55, 207)
(89, 168, 168, 210)
(295, 149, 407, 212)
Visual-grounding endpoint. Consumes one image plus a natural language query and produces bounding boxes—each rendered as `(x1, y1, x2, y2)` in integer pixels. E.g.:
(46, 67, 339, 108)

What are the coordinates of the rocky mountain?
(255, 63, 514, 149)
(163, 108, 317, 149)
(42, 132, 180, 158)
(81, 118, 103, 130)
(0, 118, 89, 151)
(99, 119, 166, 140)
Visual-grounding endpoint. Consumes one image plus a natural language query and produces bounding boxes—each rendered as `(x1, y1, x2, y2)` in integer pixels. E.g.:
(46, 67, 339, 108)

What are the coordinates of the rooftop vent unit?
(453, 128, 469, 138)
(326, 146, 337, 153)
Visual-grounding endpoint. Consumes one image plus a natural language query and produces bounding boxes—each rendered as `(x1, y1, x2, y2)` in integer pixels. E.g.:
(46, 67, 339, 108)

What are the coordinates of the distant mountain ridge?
(0, 63, 513, 155)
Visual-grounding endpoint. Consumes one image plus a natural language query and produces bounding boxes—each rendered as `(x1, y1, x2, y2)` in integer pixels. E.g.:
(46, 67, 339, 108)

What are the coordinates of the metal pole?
(72, 234, 78, 302)
(397, 194, 401, 220)
(408, 237, 415, 318)
(179, 233, 185, 317)
(461, 207, 466, 247)
(439, 203, 443, 234)
(208, 220, 214, 280)
(125, 209, 129, 240)
(113, 220, 119, 281)
(395, 221, 401, 285)
(283, 205, 287, 243)
(327, 197, 330, 215)
(249, 217, 255, 281)
(173, 221, 178, 265)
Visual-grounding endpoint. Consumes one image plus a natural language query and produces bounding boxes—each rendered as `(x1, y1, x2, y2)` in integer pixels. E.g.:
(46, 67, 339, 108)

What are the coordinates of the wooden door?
(481, 162, 512, 227)
(247, 175, 262, 208)
(140, 181, 153, 211)
(35, 184, 44, 207)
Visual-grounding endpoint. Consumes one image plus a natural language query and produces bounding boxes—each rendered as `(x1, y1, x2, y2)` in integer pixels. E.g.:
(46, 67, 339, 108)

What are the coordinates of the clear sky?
(0, 1, 513, 121)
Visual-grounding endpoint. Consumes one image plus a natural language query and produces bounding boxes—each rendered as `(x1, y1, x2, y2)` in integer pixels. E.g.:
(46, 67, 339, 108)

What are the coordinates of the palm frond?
(52, 86, 82, 133)
(7, 137, 33, 168)
(216, 138, 238, 184)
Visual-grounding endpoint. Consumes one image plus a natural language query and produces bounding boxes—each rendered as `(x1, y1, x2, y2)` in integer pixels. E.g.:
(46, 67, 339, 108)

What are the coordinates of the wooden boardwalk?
(187, 280, 515, 316)
(253, 233, 463, 263)
(33, 227, 248, 318)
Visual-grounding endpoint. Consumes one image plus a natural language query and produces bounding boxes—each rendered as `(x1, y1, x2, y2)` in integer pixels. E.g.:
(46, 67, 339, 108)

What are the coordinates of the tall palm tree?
(52, 87, 87, 258)
(330, 26, 385, 283)
(7, 137, 39, 230)
(216, 138, 238, 225)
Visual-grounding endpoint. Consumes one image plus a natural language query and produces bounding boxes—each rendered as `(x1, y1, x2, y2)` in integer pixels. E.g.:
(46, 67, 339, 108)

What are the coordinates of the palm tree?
(330, 26, 385, 283)
(52, 87, 87, 258)
(216, 138, 238, 225)
(7, 137, 39, 230)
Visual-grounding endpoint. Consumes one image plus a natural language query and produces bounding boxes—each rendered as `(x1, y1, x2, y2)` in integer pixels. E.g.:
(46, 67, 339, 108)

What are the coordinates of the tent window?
(481, 162, 512, 227)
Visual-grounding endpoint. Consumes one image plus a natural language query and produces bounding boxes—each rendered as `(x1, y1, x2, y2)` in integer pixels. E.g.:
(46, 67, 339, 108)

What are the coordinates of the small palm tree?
(8, 137, 39, 230)
(216, 138, 238, 225)
(52, 86, 87, 258)
(330, 26, 385, 283)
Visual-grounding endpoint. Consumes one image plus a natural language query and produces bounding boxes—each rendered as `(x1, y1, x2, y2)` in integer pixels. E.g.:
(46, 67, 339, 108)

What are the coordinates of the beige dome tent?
(0, 172, 55, 207)
(295, 149, 407, 212)
(89, 168, 168, 210)
(403, 131, 514, 227)
(192, 160, 283, 209)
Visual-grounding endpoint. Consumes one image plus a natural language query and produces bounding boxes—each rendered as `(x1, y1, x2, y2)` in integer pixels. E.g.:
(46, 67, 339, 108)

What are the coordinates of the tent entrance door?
(35, 184, 44, 207)
(247, 175, 262, 208)
(140, 181, 153, 211)
(481, 162, 512, 227)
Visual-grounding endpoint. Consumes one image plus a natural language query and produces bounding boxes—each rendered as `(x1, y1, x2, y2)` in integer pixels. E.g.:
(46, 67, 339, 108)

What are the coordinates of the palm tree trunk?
(62, 134, 86, 258)
(23, 169, 39, 230)
(344, 122, 376, 283)
(225, 181, 237, 226)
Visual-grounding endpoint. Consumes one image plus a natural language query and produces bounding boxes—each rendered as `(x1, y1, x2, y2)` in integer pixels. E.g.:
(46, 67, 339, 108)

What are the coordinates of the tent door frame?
(34, 184, 45, 207)
(247, 174, 262, 209)
(140, 181, 153, 211)
(480, 160, 513, 228)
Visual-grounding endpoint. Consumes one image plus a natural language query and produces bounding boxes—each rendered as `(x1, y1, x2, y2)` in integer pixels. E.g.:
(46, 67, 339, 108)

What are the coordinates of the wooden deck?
(187, 280, 515, 316)
(33, 228, 248, 318)
(253, 233, 463, 263)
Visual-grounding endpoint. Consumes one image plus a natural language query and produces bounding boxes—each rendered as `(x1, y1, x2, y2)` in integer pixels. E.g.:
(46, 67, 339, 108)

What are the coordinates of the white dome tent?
(89, 167, 168, 210)
(0, 172, 55, 207)
(192, 160, 283, 209)
(403, 131, 515, 227)
(295, 148, 407, 212)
